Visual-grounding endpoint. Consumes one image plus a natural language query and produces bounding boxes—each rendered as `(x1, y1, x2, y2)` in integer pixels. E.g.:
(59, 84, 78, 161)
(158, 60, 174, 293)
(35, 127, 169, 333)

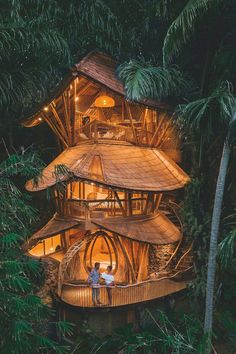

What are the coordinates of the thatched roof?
(93, 212, 181, 245)
(26, 212, 180, 247)
(22, 51, 167, 127)
(74, 51, 166, 109)
(75, 51, 125, 96)
(26, 141, 189, 192)
(25, 214, 81, 249)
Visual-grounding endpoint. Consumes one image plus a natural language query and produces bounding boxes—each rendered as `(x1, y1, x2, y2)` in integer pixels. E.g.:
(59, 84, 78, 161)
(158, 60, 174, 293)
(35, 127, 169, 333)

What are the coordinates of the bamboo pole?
(116, 236, 136, 283)
(62, 93, 72, 145)
(50, 103, 69, 142)
(128, 192, 133, 216)
(43, 114, 68, 148)
(154, 193, 163, 212)
(155, 119, 172, 147)
(150, 112, 166, 147)
(113, 191, 126, 216)
(125, 101, 138, 144)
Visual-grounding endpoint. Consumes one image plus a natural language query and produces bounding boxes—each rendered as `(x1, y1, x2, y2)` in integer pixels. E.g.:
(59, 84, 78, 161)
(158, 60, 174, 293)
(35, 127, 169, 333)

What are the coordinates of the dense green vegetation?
(1, 0, 236, 353)
(0, 151, 73, 353)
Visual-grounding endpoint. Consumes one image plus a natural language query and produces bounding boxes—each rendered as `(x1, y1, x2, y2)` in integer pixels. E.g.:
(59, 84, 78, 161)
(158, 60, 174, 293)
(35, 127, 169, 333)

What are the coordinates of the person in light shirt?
(101, 265, 114, 305)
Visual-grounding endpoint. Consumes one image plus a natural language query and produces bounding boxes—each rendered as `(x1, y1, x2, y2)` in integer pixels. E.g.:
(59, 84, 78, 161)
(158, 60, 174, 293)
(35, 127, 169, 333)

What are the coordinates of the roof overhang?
(25, 141, 190, 192)
(92, 212, 181, 245)
(23, 214, 81, 250)
(22, 51, 168, 127)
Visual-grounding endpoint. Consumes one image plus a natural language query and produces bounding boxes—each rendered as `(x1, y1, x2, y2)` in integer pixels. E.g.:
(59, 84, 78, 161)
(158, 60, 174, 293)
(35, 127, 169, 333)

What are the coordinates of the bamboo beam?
(50, 103, 69, 142)
(113, 191, 126, 216)
(150, 112, 166, 147)
(116, 236, 136, 283)
(62, 93, 72, 145)
(125, 101, 138, 144)
(122, 100, 125, 121)
(139, 108, 148, 144)
(128, 192, 132, 216)
(137, 244, 149, 282)
(155, 119, 172, 147)
(69, 80, 76, 145)
(143, 193, 152, 214)
(158, 125, 175, 148)
(154, 193, 163, 212)
(43, 114, 68, 148)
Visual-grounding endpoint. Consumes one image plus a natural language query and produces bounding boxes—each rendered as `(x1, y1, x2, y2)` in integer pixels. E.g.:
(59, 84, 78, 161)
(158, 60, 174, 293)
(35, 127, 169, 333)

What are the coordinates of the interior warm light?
(43, 106, 49, 111)
(38, 117, 43, 121)
(94, 95, 115, 108)
(75, 97, 79, 102)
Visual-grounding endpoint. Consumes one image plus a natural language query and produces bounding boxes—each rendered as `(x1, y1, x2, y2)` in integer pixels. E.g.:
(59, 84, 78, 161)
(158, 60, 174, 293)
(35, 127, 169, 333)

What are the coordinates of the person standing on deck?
(101, 265, 114, 306)
(88, 262, 102, 306)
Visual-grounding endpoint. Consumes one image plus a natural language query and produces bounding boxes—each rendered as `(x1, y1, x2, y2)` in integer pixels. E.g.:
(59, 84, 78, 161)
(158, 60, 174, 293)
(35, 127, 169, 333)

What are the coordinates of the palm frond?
(218, 229, 236, 269)
(176, 82, 235, 141)
(117, 59, 190, 101)
(163, 0, 222, 66)
(55, 321, 74, 337)
(0, 233, 22, 249)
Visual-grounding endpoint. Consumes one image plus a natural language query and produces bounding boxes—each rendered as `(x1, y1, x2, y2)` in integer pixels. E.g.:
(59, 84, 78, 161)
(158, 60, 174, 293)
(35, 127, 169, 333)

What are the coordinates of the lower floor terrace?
(60, 278, 187, 308)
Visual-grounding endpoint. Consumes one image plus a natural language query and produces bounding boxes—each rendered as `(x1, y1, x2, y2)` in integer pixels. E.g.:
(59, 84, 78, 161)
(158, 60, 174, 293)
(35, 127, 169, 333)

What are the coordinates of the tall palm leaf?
(162, 0, 222, 66)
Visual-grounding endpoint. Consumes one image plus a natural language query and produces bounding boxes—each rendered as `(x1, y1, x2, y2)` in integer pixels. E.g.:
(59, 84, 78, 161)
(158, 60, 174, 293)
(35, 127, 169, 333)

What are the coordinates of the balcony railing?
(62, 197, 146, 220)
(76, 120, 136, 144)
(60, 278, 187, 307)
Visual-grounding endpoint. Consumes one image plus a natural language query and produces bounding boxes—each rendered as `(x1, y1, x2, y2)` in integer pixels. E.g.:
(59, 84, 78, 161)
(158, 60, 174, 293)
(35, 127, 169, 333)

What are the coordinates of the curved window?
(84, 232, 117, 273)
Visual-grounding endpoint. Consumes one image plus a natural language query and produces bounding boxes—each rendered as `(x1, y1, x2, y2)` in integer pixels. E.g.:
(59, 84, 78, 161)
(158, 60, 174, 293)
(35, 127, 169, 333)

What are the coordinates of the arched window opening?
(84, 232, 117, 273)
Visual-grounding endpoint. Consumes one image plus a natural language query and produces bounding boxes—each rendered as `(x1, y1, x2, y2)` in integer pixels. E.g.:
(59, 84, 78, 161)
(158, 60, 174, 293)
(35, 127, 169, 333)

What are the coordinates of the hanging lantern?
(94, 95, 115, 108)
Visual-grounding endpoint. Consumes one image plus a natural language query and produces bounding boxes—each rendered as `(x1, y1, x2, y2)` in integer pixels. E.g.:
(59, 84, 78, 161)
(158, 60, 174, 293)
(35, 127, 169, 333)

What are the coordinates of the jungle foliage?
(0, 149, 73, 353)
(1, 0, 236, 353)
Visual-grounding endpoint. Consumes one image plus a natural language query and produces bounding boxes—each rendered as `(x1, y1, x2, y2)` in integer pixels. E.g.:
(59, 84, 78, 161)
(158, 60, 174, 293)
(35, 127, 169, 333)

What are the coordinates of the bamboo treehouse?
(23, 52, 191, 308)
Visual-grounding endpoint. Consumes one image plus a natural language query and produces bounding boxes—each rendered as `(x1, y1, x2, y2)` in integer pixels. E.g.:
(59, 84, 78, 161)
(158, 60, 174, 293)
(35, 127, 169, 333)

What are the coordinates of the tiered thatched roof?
(26, 141, 189, 192)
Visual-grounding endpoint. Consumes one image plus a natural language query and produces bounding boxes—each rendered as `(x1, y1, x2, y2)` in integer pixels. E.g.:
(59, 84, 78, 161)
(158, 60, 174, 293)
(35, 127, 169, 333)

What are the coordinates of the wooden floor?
(60, 278, 187, 308)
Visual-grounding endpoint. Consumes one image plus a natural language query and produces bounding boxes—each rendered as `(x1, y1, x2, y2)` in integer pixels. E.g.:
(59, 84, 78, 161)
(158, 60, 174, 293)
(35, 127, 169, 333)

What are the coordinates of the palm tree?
(118, 1, 236, 352)
(177, 84, 236, 351)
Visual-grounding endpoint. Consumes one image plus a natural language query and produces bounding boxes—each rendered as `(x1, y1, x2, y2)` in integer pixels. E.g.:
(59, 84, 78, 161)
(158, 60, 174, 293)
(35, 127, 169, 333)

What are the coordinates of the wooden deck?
(60, 278, 187, 308)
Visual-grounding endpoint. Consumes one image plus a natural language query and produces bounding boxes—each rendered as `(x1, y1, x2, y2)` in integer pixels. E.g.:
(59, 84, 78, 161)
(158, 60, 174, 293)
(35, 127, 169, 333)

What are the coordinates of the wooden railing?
(76, 120, 135, 144)
(60, 278, 187, 307)
(62, 197, 146, 220)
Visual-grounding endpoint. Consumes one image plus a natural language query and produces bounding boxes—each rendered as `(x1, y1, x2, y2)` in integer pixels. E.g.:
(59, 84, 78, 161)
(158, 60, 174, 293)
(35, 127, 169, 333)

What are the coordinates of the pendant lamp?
(94, 94, 115, 108)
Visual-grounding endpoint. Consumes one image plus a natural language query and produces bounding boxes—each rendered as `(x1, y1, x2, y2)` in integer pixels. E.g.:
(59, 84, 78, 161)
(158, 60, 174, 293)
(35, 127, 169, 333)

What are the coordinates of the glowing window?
(84, 232, 117, 273)
(29, 234, 62, 257)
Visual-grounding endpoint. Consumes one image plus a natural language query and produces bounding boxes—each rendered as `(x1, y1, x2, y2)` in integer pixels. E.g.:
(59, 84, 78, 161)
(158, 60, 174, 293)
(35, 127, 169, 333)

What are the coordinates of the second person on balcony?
(101, 265, 115, 306)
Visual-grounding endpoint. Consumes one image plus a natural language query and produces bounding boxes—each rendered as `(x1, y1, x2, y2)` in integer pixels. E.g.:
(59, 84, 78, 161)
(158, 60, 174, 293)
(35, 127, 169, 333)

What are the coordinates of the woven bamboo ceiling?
(26, 141, 189, 192)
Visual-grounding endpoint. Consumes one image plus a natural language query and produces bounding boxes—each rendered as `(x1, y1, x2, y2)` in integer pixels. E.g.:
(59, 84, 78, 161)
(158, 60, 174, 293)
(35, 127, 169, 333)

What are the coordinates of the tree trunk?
(204, 140, 231, 352)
